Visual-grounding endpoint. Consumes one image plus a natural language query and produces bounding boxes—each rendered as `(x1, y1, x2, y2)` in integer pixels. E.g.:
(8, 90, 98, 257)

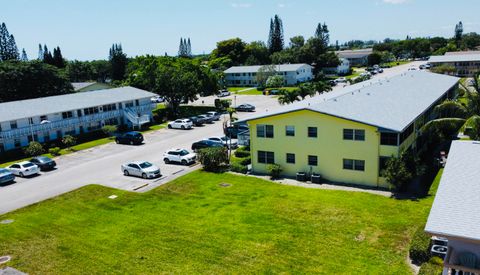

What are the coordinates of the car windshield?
(139, 162, 153, 169)
(23, 163, 34, 168)
(179, 150, 189, 156)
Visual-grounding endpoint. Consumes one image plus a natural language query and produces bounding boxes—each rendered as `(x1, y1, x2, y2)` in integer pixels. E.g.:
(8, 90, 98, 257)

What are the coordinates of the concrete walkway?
(231, 173, 392, 197)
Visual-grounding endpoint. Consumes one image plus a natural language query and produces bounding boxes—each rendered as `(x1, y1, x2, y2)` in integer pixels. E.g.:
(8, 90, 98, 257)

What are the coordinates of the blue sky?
(2, 0, 479, 60)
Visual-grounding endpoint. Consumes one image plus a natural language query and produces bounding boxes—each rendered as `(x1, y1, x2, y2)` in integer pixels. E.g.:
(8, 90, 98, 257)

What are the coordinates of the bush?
(197, 147, 228, 172)
(239, 156, 251, 166)
(48, 147, 61, 156)
(267, 163, 282, 179)
(101, 125, 117, 138)
(418, 257, 443, 275)
(230, 161, 248, 174)
(234, 146, 250, 158)
(62, 135, 77, 150)
(23, 141, 44, 157)
(409, 224, 431, 264)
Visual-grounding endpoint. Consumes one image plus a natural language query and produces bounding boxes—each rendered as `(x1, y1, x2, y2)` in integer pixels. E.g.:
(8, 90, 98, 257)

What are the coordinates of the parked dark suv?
(115, 131, 144, 145)
(191, 140, 223, 151)
(224, 124, 249, 138)
(189, 116, 206, 126)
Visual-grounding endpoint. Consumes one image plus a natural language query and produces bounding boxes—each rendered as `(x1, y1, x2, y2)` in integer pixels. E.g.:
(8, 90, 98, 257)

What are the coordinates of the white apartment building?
(224, 63, 313, 87)
(0, 86, 156, 152)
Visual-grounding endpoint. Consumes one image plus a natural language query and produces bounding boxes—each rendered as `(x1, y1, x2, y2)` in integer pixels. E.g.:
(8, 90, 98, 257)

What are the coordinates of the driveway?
(0, 61, 422, 215)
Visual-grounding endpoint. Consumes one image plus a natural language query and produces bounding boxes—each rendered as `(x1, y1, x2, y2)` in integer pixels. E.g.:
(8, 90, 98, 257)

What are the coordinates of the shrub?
(234, 146, 250, 158)
(48, 147, 61, 156)
(230, 161, 248, 174)
(62, 135, 77, 151)
(383, 154, 413, 191)
(418, 257, 443, 275)
(23, 141, 44, 157)
(409, 224, 431, 264)
(239, 156, 251, 166)
(197, 147, 228, 172)
(267, 163, 282, 179)
(101, 125, 117, 138)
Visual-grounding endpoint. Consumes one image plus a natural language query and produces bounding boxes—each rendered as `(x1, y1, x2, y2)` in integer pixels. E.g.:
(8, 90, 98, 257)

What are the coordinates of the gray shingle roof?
(425, 141, 480, 242)
(224, 64, 311, 74)
(238, 71, 459, 132)
(0, 86, 156, 122)
(429, 54, 480, 63)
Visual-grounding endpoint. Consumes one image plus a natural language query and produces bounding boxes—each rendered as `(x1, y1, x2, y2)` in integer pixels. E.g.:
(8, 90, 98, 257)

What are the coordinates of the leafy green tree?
(24, 142, 44, 157)
(266, 75, 284, 88)
(297, 82, 316, 99)
(197, 147, 228, 172)
(422, 79, 480, 141)
(277, 89, 299, 105)
(62, 135, 77, 151)
(109, 43, 127, 81)
(267, 15, 284, 54)
(430, 64, 456, 75)
(0, 61, 73, 102)
(244, 41, 270, 65)
(383, 154, 413, 191)
(211, 38, 247, 66)
(256, 64, 276, 88)
(367, 52, 382, 66)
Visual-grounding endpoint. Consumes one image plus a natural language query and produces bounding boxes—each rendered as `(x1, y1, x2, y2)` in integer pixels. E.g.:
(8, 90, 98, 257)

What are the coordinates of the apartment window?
(257, 124, 274, 138)
(380, 132, 398, 146)
(28, 117, 34, 125)
(285, 125, 295, 136)
(308, 155, 318, 166)
(286, 153, 295, 164)
(258, 151, 275, 164)
(40, 115, 47, 121)
(343, 159, 365, 171)
(135, 100, 140, 106)
(84, 107, 99, 115)
(77, 110, 83, 117)
(62, 111, 73, 119)
(343, 129, 365, 141)
(102, 104, 117, 112)
(308, 127, 318, 138)
(10, 121, 17, 129)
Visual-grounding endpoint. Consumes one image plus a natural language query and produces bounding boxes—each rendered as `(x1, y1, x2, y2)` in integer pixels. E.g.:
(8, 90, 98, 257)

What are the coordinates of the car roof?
(16, 161, 33, 165)
(167, 148, 187, 152)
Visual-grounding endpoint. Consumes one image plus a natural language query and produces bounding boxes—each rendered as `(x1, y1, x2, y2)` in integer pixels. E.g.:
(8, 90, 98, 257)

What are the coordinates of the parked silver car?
(0, 168, 15, 184)
(121, 161, 161, 179)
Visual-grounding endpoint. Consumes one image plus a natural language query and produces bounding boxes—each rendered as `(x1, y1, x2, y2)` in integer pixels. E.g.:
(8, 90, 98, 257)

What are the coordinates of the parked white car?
(208, 136, 238, 149)
(206, 111, 221, 121)
(163, 149, 196, 165)
(217, 90, 231, 97)
(121, 161, 161, 179)
(334, 77, 347, 83)
(168, 119, 193, 129)
(151, 96, 164, 103)
(8, 161, 40, 177)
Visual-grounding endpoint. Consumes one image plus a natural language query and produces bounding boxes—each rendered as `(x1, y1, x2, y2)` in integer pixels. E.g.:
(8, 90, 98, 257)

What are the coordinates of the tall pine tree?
(267, 15, 284, 54)
(0, 23, 19, 61)
(43, 45, 54, 65)
(178, 38, 185, 56)
(187, 38, 192, 57)
(52, 46, 65, 68)
(315, 22, 330, 48)
(109, 43, 127, 81)
(21, 48, 28, 61)
(38, 43, 44, 60)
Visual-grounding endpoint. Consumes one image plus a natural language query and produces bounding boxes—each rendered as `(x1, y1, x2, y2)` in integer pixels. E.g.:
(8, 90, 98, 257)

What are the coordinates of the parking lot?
(0, 61, 424, 215)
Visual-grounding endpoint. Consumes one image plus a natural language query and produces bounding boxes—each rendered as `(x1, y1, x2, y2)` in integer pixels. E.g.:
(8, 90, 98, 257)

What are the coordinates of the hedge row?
(409, 224, 432, 264)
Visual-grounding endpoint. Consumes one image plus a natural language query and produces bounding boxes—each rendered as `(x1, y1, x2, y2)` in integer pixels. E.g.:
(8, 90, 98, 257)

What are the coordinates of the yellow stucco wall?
(248, 109, 392, 189)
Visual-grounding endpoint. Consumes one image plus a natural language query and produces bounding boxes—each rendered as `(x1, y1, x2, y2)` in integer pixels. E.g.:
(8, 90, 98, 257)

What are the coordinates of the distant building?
(323, 58, 351, 75)
(425, 140, 480, 275)
(224, 64, 313, 87)
(236, 71, 459, 188)
(428, 54, 480, 77)
(336, 48, 373, 66)
(0, 87, 155, 152)
(445, 50, 480, 56)
(72, 82, 112, 92)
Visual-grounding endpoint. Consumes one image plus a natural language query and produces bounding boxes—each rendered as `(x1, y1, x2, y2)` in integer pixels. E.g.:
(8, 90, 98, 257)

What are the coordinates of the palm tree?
(277, 89, 300, 105)
(422, 73, 480, 140)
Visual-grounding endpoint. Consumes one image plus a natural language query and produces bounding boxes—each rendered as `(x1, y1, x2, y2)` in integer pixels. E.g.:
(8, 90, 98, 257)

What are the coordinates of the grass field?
(0, 170, 441, 274)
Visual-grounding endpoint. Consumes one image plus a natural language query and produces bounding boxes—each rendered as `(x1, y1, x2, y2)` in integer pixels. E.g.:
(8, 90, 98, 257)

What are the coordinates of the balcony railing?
(0, 104, 155, 140)
(444, 247, 480, 275)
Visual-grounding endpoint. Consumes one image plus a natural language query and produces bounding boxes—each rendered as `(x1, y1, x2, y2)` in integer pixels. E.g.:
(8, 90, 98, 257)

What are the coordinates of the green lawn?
(0, 170, 441, 274)
(382, 60, 411, 67)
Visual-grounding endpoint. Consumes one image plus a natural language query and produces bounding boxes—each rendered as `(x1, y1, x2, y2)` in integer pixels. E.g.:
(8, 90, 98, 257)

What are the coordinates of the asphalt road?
(0, 61, 425, 215)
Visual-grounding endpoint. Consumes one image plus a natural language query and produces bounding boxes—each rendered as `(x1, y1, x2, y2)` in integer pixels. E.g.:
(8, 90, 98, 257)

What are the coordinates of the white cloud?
(278, 3, 286, 8)
(382, 0, 409, 4)
(230, 3, 252, 8)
